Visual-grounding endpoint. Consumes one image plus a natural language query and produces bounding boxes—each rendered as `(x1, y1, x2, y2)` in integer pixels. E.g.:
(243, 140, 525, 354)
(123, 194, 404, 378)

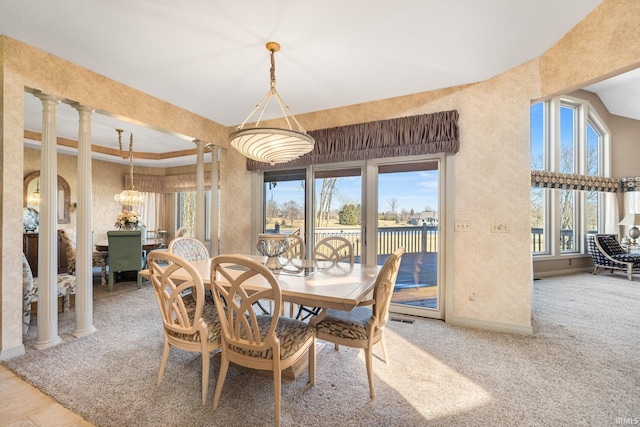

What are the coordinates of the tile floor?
(0, 364, 94, 427)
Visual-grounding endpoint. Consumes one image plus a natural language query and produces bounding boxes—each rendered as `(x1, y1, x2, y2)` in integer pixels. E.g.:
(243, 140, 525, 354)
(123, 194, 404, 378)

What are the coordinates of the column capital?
(71, 103, 95, 114)
(32, 90, 63, 104)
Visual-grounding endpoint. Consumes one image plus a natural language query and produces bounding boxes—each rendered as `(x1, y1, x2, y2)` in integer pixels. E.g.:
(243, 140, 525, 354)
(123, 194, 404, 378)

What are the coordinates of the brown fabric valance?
(125, 172, 211, 193)
(246, 110, 459, 171)
(531, 170, 618, 193)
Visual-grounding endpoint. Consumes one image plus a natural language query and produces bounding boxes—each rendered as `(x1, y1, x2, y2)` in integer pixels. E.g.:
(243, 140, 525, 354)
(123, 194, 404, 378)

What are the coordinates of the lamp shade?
(230, 127, 314, 165)
(618, 213, 640, 226)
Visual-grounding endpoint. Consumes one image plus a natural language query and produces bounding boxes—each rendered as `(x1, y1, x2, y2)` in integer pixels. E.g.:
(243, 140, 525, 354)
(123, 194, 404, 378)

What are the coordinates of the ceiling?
(5, 0, 635, 168)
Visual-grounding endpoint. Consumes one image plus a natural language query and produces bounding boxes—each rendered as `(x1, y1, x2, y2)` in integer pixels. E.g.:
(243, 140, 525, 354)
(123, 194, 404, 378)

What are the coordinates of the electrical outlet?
(455, 221, 471, 232)
(469, 291, 478, 301)
(491, 222, 510, 233)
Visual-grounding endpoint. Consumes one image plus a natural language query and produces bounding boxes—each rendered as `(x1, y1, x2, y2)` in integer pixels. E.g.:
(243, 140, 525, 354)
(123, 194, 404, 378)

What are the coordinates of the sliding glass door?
(259, 156, 443, 319)
(370, 159, 442, 319)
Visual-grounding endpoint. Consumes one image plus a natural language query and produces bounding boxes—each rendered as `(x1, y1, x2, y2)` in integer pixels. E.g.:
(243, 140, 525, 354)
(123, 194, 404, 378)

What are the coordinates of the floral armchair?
(587, 234, 640, 281)
(58, 228, 108, 286)
(22, 253, 76, 333)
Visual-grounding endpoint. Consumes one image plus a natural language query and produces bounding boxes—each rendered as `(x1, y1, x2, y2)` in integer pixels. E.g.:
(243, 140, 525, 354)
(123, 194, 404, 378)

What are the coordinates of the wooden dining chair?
(209, 255, 316, 427)
(106, 230, 145, 291)
(147, 251, 221, 405)
(313, 236, 355, 263)
(168, 236, 209, 261)
(285, 233, 305, 260)
(296, 236, 355, 320)
(313, 247, 404, 398)
(175, 226, 188, 238)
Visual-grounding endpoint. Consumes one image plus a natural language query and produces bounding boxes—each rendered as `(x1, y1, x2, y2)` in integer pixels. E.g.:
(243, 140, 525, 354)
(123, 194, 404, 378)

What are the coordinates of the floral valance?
(531, 170, 618, 192)
(125, 172, 211, 193)
(246, 110, 460, 171)
(620, 177, 640, 192)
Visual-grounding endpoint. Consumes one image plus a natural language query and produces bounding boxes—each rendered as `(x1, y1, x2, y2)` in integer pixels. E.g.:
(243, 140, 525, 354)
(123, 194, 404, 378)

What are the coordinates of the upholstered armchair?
(588, 234, 640, 281)
(58, 228, 108, 286)
(22, 253, 76, 333)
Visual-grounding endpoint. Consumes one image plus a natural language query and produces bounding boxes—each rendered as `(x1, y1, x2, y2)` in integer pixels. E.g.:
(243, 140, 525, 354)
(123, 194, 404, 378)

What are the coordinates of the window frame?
(532, 95, 611, 258)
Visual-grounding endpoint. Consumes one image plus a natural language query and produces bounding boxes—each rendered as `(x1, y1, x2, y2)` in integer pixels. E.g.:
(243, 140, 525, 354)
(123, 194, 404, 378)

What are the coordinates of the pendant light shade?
(230, 42, 314, 165)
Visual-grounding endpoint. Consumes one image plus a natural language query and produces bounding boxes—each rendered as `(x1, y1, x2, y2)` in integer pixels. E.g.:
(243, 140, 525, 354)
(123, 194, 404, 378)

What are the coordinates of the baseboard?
(447, 315, 533, 335)
(534, 267, 592, 279)
(0, 344, 26, 361)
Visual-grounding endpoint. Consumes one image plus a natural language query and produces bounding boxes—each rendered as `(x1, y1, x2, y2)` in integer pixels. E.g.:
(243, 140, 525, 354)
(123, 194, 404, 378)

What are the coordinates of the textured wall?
(4, 0, 640, 357)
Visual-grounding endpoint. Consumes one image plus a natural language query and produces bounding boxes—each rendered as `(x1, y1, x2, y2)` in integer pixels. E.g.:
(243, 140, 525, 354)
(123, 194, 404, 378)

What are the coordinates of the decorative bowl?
(256, 233, 289, 270)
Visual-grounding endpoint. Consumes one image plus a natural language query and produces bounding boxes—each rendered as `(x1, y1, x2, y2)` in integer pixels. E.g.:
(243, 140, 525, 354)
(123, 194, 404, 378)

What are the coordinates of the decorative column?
(208, 145, 220, 255)
(72, 104, 96, 337)
(194, 140, 206, 242)
(33, 92, 62, 349)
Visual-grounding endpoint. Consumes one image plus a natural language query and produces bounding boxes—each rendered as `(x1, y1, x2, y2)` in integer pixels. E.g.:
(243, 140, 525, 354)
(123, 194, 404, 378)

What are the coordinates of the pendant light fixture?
(113, 129, 144, 207)
(27, 179, 41, 206)
(230, 41, 315, 165)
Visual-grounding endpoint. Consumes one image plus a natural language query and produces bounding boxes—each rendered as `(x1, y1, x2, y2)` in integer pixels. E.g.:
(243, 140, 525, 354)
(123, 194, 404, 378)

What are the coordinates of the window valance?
(125, 172, 211, 193)
(531, 170, 618, 193)
(621, 177, 640, 192)
(246, 110, 459, 171)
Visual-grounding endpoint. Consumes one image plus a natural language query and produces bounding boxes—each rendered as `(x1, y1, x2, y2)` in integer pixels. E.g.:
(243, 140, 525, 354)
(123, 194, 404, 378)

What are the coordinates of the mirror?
(23, 171, 71, 224)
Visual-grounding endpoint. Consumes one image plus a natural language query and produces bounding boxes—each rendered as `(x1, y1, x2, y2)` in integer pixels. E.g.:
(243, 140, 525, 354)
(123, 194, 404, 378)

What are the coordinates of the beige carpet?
(3, 272, 639, 426)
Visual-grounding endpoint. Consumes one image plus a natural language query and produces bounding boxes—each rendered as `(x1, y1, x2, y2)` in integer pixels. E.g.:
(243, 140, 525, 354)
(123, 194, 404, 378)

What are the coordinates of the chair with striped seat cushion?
(313, 247, 404, 398)
(147, 251, 221, 405)
(209, 254, 315, 427)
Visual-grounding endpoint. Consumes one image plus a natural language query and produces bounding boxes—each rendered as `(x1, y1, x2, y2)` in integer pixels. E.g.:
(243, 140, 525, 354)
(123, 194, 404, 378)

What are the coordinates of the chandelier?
(230, 41, 315, 165)
(27, 179, 41, 206)
(113, 129, 144, 207)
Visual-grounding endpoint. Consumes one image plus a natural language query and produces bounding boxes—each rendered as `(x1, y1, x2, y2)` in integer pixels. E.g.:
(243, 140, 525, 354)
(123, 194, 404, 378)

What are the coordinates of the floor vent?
(390, 317, 415, 324)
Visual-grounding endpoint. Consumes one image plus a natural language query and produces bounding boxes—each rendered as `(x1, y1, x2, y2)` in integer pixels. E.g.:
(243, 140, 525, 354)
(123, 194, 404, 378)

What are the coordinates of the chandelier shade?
(230, 41, 314, 165)
(230, 127, 315, 165)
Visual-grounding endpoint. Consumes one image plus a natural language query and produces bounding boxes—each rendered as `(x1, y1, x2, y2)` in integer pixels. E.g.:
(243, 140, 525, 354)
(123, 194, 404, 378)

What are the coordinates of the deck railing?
(313, 225, 439, 257)
(531, 228, 576, 252)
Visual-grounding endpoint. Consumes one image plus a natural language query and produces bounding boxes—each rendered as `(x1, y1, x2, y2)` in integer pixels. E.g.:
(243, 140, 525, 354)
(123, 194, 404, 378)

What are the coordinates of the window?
(531, 96, 610, 256)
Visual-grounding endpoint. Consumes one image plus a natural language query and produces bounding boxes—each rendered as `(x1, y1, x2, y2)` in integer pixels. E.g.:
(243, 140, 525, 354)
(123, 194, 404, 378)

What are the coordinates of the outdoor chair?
(107, 230, 144, 291)
(588, 234, 640, 281)
(296, 236, 355, 320)
(313, 247, 404, 398)
(209, 254, 316, 427)
(147, 251, 221, 405)
(58, 228, 108, 286)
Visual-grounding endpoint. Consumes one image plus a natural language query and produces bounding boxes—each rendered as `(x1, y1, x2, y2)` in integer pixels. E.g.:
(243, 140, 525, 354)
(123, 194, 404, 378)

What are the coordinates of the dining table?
(94, 238, 165, 252)
(140, 255, 381, 313)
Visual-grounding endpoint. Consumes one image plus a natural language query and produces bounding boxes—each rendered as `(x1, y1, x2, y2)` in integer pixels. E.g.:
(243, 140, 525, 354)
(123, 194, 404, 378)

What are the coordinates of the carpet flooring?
(3, 272, 639, 426)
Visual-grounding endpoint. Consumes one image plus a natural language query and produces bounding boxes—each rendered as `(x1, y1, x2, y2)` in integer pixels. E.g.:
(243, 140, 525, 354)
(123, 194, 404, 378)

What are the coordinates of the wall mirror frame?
(23, 171, 71, 224)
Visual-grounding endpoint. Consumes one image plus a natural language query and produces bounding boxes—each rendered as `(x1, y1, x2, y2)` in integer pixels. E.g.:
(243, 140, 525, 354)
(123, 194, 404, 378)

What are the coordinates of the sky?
(266, 169, 439, 214)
